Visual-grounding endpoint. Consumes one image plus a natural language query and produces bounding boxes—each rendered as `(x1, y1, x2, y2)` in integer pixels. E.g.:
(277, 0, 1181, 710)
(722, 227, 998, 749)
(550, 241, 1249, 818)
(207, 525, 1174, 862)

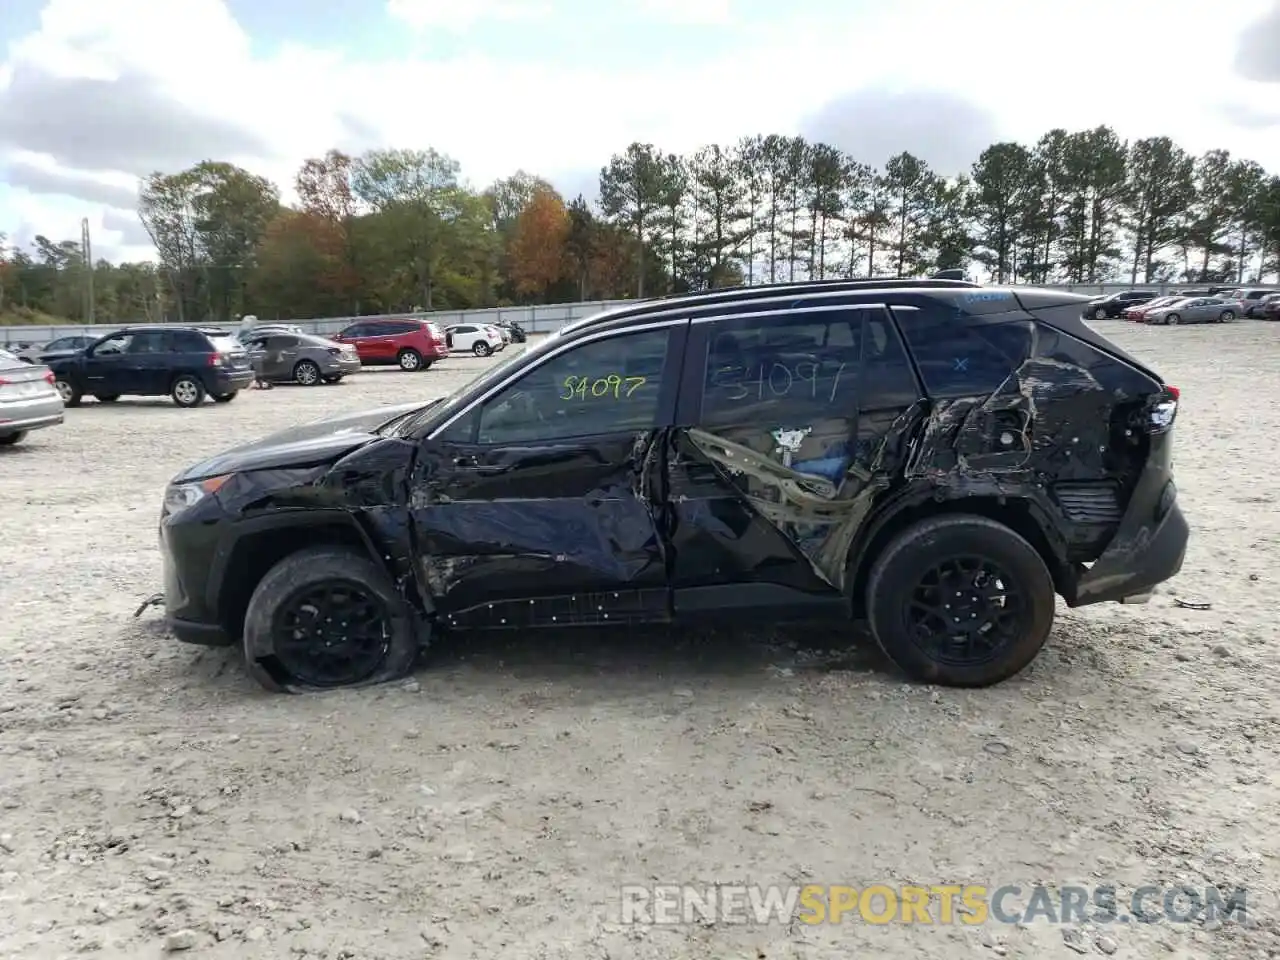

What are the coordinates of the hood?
(171, 400, 426, 482)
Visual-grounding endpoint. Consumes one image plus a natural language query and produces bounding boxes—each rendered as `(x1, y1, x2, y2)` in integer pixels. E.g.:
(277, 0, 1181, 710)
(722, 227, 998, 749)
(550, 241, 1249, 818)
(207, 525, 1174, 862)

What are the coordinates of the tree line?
(1, 125, 1278, 325)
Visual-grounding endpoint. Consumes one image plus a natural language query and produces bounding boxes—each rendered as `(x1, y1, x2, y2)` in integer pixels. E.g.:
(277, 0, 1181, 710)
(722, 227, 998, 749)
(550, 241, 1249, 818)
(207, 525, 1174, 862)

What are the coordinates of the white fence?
(3, 283, 1274, 347)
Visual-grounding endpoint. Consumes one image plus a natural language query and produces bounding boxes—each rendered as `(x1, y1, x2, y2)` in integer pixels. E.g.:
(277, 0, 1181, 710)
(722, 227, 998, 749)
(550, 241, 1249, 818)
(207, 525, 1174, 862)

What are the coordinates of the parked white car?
(445, 323, 505, 357)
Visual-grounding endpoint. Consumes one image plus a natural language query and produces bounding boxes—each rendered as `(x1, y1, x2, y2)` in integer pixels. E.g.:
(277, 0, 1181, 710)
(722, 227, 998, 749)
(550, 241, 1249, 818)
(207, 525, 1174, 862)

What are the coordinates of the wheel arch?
(845, 493, 1070, 618)
(213, 510, 420, 639)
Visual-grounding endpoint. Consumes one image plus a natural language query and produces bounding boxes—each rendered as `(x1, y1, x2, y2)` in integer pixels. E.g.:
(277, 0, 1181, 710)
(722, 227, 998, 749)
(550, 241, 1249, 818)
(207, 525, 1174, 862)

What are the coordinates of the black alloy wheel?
(904, 557, 1026, 667)
(270, 580, 392, 688)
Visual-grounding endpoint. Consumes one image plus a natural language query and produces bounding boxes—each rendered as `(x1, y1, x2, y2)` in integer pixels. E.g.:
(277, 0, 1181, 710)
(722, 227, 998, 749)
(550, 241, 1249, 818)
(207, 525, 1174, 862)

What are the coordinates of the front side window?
(443, 327, 671, 444)
(93, 333, 133, 355)
(339, 324, 367, 338)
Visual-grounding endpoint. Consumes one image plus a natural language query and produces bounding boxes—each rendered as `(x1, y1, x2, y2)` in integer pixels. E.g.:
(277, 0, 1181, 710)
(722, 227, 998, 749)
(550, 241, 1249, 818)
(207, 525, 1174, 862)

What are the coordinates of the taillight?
(208, 354, 223, 367)
(1149, 385, 1179, 432)
(44, 371, 54, 384)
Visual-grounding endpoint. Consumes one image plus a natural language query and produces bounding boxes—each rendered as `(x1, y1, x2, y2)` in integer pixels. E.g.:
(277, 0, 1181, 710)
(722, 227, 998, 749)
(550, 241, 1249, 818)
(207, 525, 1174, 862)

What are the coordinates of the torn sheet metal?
(679, 319, 1154, 592)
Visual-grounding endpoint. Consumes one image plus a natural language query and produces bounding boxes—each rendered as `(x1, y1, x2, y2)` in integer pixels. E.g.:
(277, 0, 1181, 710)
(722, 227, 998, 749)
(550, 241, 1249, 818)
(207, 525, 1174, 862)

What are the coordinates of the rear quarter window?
(892, 304, 1030, 398)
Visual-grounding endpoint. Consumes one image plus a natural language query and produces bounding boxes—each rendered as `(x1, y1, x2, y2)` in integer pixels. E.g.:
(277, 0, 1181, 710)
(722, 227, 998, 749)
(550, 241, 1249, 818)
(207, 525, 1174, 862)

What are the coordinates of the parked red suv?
(331, 318, 449, 371)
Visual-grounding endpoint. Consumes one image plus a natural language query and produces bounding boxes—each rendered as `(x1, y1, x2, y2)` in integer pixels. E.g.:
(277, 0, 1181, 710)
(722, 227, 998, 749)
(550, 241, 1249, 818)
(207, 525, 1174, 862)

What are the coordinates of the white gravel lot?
(1, 324, 1278, 960)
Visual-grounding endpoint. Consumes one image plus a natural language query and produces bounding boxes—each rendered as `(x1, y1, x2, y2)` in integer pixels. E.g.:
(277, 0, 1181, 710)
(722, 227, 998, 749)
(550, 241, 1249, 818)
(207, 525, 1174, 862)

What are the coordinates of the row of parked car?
(0, 315, 530, 447)
(1083, 287, 1280, 324)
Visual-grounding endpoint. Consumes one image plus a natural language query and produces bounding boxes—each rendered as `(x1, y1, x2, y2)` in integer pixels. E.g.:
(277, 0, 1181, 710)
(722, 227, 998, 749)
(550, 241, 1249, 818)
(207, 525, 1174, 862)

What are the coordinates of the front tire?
(1093, 307, 1107, 320)
(1165, 313, 1180, 325)
(322, 375, 343, 384)
(212, 392, 237, 403)
(397, 349, 422, 371)
(865, 514, 1056, 688)
(171, 376, 205, 408)
(294, 360, 321, 385)
(473, 341, 491, 357)
(242, 547, 420, 694)
(95, 394, 120, 403)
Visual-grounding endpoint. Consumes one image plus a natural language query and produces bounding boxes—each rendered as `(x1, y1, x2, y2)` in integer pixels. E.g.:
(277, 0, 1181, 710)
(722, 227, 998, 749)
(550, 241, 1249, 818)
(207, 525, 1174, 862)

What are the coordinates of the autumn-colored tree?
(250, 210, 350, 320)
(507, 186, 570, 299)
(295, 150, 361, 311)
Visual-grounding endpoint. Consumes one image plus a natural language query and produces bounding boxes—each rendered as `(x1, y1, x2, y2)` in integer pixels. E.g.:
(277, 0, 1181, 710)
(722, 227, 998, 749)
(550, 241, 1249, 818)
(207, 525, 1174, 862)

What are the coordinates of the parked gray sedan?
(1143, 296, 1237, 325)
(241, 331, 362, 385)
(15, 335, 96, 365)
(0, 348, 64, 446)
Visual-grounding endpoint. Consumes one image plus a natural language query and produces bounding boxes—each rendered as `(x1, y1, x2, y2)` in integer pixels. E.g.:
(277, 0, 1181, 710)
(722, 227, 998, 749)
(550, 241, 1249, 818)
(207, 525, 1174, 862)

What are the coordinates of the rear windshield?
(299, 334, 340, 347)
(208, 335, 245, 353)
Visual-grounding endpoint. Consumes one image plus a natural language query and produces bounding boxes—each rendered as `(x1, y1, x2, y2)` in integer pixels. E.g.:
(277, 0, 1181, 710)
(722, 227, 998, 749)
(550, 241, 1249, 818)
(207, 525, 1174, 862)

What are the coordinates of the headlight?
(163, 475, 232, 514)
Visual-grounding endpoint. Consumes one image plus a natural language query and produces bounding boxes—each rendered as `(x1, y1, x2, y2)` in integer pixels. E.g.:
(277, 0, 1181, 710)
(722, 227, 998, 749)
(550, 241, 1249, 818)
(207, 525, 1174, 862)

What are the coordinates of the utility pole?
(81, 218, 95, 324)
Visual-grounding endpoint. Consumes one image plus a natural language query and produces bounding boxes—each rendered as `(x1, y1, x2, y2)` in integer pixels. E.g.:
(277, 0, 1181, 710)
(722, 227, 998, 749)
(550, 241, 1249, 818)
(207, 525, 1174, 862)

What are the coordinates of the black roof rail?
(561, 276, 983, 335)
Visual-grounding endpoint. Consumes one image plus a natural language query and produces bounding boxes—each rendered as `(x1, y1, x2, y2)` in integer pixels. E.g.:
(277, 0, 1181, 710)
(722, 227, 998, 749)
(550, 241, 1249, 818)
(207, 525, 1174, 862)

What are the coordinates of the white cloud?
(386, 0, 550, 30)
(2, 0, 1279, 261)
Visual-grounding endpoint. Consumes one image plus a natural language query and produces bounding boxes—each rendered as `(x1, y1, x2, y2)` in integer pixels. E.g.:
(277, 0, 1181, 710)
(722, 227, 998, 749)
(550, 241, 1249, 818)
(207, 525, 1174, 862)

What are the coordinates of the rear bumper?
(322, 357, 363, 375)
(1070, 485, 1188, 607)
(214, 370, 255, 392)
(0, 393, 64, 435)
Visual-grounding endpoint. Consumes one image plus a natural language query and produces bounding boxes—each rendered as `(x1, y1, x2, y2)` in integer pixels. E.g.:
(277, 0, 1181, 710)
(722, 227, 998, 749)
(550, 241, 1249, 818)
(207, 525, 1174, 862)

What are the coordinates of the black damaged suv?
(158, 278, 1188, 693)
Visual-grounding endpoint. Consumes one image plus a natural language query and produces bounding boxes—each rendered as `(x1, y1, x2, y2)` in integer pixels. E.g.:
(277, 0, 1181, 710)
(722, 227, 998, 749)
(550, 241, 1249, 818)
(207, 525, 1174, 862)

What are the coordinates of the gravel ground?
(1, 324, 1278, 960)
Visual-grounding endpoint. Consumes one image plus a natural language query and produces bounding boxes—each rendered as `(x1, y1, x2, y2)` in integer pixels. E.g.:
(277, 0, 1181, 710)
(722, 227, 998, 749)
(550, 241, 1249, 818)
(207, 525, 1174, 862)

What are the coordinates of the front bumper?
(161, 501, 235, 646)
(0, 392, 64, 435)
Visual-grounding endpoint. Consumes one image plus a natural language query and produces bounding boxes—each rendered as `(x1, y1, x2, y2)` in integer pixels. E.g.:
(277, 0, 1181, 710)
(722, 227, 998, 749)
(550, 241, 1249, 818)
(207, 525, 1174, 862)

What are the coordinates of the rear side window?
(169, 331, 211, 352)
(891, 303, 1029, 398)
(701, 308, 864, 427)
(383, 321, 417, 334)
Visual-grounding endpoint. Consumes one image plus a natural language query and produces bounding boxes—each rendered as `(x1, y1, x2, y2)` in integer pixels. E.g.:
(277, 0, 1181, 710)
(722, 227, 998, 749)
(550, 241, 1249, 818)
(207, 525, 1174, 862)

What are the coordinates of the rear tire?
(322, 375, 343, 384)
(242, 546, 420, 694)
(171, 376, 205, 408)
(0, 432, 26, 446)
(1219, 310, 1235, 323)
(865, 515, 1056, 688)
(55, 379, 81, 407)
(294, 360, 321, 386)
(397, 349, 422, 371)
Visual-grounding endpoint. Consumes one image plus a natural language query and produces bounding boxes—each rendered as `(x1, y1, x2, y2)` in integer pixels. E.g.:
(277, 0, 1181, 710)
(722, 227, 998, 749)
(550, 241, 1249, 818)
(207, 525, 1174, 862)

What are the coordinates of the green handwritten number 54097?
(560, 375, 647, 400)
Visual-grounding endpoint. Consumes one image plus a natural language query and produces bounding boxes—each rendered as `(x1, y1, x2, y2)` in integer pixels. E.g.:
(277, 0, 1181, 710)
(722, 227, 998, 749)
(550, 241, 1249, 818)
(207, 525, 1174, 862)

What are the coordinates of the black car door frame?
(409, 316, 692, 629)
(81, 331, 133, 393)
(665, 300, 923, 619)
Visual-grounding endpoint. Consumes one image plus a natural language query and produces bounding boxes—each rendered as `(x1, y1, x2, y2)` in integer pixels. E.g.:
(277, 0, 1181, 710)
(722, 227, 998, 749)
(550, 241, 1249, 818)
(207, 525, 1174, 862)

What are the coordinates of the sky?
(1, 0, 1279, 263)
